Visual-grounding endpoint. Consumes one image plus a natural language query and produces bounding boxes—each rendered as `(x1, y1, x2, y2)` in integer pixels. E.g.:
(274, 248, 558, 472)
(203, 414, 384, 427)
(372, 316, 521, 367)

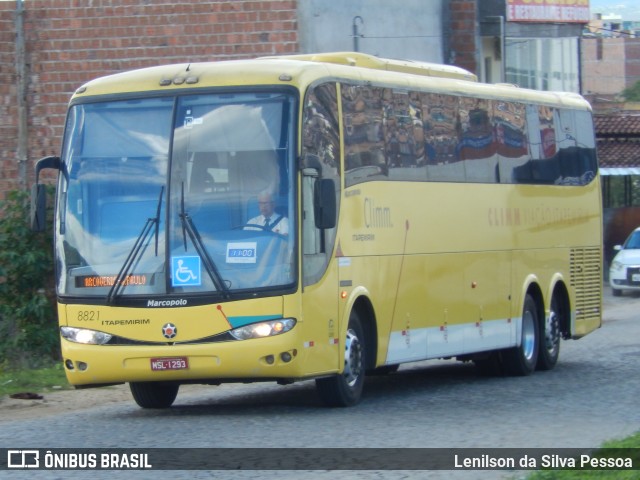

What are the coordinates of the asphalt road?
(1, 287, 639, 480)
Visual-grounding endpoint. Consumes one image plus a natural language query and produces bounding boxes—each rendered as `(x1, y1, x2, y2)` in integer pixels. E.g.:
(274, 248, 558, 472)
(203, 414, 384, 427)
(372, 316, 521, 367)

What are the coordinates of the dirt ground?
(0, 383, 134, 422)
(0, 382, 218, 423)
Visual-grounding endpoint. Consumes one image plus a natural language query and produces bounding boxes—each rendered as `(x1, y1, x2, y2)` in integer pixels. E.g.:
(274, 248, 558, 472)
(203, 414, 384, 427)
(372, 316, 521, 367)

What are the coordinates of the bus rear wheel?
(315, 310, 366, 407)
(503, 294, 539, 376)
(537, 295, 561, 371)
(130, 382, 179, 408)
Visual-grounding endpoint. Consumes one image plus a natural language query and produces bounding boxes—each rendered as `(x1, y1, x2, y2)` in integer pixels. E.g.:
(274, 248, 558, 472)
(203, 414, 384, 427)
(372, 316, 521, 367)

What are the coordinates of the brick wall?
(581, 38, 627, 97)
(0, 3, 18, 194)
(0, 0, 298, 198)
(582, 37, 640, 101)
(448, 0, 478, 74)
(623, 38, 640, 89)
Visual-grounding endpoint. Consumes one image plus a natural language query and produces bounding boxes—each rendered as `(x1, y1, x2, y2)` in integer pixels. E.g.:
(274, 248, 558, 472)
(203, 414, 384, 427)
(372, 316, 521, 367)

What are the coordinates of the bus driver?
(245, 190, 289, 235)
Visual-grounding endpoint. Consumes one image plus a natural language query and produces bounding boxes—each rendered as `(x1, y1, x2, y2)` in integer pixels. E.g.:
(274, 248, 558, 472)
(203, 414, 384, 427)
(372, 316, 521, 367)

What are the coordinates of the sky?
(589, 0, 640, 21)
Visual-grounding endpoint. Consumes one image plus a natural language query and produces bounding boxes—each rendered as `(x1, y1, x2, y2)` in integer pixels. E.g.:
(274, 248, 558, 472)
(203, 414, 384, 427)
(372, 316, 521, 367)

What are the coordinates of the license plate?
(633, 274, 640, 282)
(150, 357, 189, 371)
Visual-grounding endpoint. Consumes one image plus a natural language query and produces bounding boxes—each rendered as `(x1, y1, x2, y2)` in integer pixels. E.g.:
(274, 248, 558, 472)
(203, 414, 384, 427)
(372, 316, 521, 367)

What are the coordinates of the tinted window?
(341, 82, 597, 187)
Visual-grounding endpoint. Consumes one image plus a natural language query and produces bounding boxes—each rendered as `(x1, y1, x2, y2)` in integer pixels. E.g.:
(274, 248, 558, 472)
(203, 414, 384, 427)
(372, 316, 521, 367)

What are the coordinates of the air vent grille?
(570, 247, 602, 322)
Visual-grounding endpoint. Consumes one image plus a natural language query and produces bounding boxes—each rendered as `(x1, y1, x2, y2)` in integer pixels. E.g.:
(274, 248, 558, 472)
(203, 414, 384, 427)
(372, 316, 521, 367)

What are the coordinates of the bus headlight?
(61, 326, 112, 345)
(230, 318, 296, 340)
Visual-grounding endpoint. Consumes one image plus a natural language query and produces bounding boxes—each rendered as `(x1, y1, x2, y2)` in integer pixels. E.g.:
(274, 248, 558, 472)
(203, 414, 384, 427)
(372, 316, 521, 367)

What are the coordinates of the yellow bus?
(32, 52, 602, 408)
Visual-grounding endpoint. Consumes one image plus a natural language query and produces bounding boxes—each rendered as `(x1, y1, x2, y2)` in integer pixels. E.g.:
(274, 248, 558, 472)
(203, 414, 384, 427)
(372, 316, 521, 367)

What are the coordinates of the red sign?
(507, 0, 590, 23)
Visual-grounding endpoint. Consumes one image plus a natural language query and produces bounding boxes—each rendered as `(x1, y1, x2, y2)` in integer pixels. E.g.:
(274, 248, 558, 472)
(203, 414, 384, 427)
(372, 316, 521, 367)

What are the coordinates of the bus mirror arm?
(314, 178, 337, 230)
(34, 155, 61, 183)
(30, 156, 61, 232)
(300, 153, 323, 173)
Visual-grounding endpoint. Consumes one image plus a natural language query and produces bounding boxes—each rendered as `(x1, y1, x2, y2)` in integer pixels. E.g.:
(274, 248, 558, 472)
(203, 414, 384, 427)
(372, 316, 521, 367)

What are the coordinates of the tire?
(473, 351, 504, 376)
(537, 295, 561, 371)
(316, 310, 366, 407)
(612, 288, 622, 297)
(503, 294, 539, 376)
(129, 382, 179, 409)
(369, 364, 399, 376)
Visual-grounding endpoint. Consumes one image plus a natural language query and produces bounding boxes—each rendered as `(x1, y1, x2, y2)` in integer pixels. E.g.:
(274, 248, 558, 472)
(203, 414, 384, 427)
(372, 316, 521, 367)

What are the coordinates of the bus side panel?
(338, 254, 403, 368)
(462, 251, 513, 352)
(383, 251, 514, 364)
(297, 261, 343, 376)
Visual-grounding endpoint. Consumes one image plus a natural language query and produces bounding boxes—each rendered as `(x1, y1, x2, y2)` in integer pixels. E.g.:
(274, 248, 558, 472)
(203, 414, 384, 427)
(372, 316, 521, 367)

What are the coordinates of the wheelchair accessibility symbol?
(171, 256, 201, 287)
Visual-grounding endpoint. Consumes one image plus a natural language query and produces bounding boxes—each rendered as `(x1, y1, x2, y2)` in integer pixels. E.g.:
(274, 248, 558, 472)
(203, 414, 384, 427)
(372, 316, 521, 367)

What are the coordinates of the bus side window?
(301, 82, 340, 287)
(302, 172, 322, 256)
(343, 85, 386, 187)
(421, 93, 465, 182)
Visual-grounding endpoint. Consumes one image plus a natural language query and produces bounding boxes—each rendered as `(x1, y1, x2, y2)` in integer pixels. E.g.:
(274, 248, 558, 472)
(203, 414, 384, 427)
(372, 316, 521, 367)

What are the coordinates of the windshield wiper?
(107, 186, 164, 304)
(179, 182, 230, 298)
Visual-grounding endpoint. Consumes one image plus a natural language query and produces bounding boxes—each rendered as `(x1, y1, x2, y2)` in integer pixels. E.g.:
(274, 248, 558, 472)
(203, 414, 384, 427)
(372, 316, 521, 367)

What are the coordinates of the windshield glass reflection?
(56, 92, 296, 299)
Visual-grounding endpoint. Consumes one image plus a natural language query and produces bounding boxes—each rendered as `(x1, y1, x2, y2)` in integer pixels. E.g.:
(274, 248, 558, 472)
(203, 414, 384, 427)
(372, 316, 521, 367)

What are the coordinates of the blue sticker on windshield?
(171, 256, 201, 286)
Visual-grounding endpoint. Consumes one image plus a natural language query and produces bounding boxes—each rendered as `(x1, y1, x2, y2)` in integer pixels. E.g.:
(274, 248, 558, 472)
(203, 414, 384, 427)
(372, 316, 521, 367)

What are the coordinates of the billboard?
(506, 0, 590, 23)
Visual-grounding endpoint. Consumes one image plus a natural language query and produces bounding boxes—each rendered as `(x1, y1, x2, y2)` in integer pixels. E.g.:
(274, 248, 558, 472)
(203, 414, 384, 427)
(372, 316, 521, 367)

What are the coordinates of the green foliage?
(602, 176, 640, 208)
(0, 362, 69, 396)
(621, 80, 640, 102)
(0, 189, 58, 369)
(526, 432, 640, 479)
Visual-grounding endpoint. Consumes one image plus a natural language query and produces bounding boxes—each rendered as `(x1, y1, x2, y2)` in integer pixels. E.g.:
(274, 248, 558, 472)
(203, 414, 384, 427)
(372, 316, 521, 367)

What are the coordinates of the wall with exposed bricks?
(0, 0, 298, 197)
(448, 0, 478, 74)
(0, 0, 479, 200)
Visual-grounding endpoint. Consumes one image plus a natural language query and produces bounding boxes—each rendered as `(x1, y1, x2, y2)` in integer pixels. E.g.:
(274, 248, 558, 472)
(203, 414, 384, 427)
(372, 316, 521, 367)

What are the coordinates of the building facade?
(0, 0, 624, 201)
(0, 0, 299, 196)
(478, 0, 587, 89)
(582, 37, 640, 102)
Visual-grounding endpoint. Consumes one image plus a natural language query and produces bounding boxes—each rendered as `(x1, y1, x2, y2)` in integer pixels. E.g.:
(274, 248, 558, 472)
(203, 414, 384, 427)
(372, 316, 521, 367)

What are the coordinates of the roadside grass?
(0, 362, 70, 397)
(526, 431, 640, 479)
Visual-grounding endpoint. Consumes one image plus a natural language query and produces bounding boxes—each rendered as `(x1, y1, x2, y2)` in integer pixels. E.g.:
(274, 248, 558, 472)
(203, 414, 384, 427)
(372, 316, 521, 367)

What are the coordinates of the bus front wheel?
(315, 310, 366, 407)
(130, 382, 179, 408)
(503, 294, 539, 376)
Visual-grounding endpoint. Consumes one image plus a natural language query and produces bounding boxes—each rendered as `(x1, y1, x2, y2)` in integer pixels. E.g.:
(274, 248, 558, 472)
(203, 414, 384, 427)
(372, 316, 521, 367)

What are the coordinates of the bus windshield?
(56, 91, 296, 299)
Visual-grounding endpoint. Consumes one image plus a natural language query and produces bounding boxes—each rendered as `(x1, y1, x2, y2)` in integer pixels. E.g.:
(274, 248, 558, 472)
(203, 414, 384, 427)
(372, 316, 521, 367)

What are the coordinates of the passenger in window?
(245, 190, 289, 235)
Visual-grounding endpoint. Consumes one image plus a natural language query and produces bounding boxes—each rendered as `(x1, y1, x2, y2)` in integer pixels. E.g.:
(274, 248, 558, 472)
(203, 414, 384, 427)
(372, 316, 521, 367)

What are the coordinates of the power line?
(355, 34, 443, 40)
(585, 25, 639, 37)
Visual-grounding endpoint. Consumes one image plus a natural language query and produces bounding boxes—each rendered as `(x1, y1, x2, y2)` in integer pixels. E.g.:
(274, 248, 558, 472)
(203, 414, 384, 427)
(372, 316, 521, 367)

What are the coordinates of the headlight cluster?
(610, 261, 623, 272)
(230, 318, 296, 340)
(61, 326, 112, 345)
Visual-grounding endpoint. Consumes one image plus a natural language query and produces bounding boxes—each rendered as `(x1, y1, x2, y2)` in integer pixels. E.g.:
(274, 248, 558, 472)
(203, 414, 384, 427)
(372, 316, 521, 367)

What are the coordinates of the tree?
(0, 189, 58, 368)
(621, 80, 640, 101)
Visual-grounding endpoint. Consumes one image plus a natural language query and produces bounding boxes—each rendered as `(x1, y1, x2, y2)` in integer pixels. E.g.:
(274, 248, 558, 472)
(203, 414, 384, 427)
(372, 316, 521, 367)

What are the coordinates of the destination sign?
(75, 274, 153, 288)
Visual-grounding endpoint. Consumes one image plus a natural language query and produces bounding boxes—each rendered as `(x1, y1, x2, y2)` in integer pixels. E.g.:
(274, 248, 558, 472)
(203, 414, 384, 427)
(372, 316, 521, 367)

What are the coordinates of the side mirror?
(30, 184, 47, 232)
(34, 156, 61, 182)
(613, 245, 622, 252)
(30, 156, 61, 232)
(314, 178, 336, 229)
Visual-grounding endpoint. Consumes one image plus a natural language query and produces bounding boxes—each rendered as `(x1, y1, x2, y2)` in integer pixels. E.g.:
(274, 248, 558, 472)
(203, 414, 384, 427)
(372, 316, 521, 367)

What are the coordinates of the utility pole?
(352, 16, 363, 52)
(15, 0, 28, 191)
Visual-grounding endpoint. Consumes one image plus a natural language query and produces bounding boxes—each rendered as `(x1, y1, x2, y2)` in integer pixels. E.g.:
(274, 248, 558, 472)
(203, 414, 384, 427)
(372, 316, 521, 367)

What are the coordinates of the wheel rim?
(343, 328, 363, 387)
(522, 310, 536, 362)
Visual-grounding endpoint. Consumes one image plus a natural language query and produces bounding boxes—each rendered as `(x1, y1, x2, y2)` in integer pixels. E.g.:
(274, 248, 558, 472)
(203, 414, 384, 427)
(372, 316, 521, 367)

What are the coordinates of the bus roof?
(262, 52, 479, 82)
(72, 52, 591, 111)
